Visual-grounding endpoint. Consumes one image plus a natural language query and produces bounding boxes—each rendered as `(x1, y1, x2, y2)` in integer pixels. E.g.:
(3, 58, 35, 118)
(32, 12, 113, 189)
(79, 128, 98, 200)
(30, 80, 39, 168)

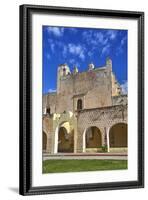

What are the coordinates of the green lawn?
(43, 159, 127, 173)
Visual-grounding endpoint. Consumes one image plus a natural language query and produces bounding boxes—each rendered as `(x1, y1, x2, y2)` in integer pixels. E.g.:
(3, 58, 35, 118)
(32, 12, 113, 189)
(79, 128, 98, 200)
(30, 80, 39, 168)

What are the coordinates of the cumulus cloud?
(47, 27, 64, 37)
(69, 28, 78, 33)
(82, 30, 108, 46)
(82, 30, 93, 41)
(68, 43, 86, 61)
(68, 43, 81, 54)
(48, 39, 55, 52)
(121, 36, 127, 45)
(88, 51, 93, 57)
(121, 81, 128, 94)
(63, 45, 68, 57)
(48, 39, 64, 53)
(101, 44, 111, 55)
(79, 51, 85, 60)
(69, 58, 80, 67)
(46, 53, 51, 60)
(116, 35, 127, 56)
(48, 88, 56, 93)
(51, 43, 55, 52)
(94, 32, 108, 45)
(106, 30, 117, 40)
(69, 58, 75, 64)
(47, 39, 86, 60)
(82, 29, 118, 57)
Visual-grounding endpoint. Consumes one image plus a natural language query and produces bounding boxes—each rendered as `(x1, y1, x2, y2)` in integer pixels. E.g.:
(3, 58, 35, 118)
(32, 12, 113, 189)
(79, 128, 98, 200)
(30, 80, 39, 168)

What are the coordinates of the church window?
(47, 107, 51, 115)
(77, 99, 83, 110)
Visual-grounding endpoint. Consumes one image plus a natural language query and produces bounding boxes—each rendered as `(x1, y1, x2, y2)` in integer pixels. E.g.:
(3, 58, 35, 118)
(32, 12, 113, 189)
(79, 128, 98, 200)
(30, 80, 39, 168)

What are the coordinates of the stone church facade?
(43, 58, 127, 154)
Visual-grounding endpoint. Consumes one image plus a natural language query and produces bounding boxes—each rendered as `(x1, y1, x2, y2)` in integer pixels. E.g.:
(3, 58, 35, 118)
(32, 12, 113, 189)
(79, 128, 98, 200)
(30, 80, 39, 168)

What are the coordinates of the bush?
(101, 145, 108, 152)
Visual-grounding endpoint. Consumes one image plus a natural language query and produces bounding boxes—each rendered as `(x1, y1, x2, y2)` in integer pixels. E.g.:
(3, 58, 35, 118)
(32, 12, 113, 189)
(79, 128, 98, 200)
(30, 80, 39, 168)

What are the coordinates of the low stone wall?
(109, 147, 128, 153)
(85, 148, 103, 153)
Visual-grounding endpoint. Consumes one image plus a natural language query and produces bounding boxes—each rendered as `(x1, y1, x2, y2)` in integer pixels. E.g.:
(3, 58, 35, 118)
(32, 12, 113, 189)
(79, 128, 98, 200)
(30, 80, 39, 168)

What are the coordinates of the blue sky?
(43, 26, 127, 94)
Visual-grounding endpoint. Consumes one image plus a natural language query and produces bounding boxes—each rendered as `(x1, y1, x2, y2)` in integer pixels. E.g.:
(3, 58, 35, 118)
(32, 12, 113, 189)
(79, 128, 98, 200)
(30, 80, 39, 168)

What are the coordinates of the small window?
(77, 99, 83, 110)
(47, 107, 50, 115)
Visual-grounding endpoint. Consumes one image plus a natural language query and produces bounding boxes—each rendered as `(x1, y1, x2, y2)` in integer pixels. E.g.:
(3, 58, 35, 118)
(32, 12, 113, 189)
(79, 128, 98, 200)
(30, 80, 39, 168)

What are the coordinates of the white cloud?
(95, 32, 108, 45)
(79, 51, 85, 60)
(101, 44, 110, 55)
(116, 47, 123, 55)
(48, 39, 55, 52)
(121, 81, 128, 94)
(69, 58, 75, 64)
(68, 43, 86, 60)
(69, 28, 78, 33)
(48, 39, 64, 53)
(68, 43, 80, 54)
(82, 30, 108, 47)
(50, 43, 55, 52)
(63, 45, 68, 57)
(48, 39, 53, 43)
(106, 30, 117, 40)
(47, 27, 64, 37)
(121, 36, 127, 45)
(116, 36, 127, 55)
(48, 88, 56, 93)
(69, 59, 80, 67)
(46, 53, 51, 60)
(82, 30, 93, 41)
(88, 51, 93, 57)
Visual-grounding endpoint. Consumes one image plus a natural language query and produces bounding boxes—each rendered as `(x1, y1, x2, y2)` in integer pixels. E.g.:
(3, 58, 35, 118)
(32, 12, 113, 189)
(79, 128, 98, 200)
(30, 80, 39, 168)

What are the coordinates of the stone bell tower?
(106, 57, 112, 71)
(57, 63, 71, 94)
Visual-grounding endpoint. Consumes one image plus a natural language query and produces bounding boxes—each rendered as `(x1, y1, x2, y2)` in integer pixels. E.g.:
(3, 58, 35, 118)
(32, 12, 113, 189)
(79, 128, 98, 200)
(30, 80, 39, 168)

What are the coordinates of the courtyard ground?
(43, 159, 127, 173)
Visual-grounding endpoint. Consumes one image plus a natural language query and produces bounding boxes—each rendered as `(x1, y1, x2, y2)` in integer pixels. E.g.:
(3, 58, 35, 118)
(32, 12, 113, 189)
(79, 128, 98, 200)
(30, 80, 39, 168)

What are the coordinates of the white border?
(32, 14, 138, 186)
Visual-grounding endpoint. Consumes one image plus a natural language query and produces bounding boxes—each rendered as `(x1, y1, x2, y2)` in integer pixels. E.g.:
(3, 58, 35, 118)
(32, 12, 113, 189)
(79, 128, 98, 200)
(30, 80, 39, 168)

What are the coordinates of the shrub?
(101, 145, 108, 152)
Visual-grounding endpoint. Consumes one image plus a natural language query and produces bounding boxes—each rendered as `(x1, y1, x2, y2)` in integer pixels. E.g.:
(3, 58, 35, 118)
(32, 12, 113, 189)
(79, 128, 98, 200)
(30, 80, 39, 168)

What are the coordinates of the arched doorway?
(43, 131, 47, 152)
(83, 126, 102, 152)
(109, 123, 127, 148)
(58, 127, 74, 153)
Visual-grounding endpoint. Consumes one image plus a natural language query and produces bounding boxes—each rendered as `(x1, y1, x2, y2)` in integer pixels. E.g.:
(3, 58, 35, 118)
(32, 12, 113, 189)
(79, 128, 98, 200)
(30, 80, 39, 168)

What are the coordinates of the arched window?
(46, 107, 50, 115)
(77, 99, 83, 110)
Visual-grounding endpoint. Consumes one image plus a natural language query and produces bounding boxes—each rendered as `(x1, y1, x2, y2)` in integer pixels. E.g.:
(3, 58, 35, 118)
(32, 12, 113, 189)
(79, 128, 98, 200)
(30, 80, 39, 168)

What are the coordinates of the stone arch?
(58, 127, 73, 153)
(54, 120, 74, 153)
(43, 131, 47, 152)
(109, 123, 127, 148)
(83, 126, 102, 152)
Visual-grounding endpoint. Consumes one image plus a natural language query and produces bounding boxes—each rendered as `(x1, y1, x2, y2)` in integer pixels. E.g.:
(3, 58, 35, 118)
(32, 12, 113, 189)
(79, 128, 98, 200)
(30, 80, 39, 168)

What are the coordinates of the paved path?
(43, 153, 127, 161)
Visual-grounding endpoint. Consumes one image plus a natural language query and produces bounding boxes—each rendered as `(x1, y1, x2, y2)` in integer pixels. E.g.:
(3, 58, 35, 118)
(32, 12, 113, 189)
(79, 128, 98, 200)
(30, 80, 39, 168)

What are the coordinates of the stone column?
(103, 127, 107, 146)
(53, 127, 59, 154)
(100, 127, 106, 147)
(76, 130, 83, 153)
(73, 116, 78, 153)
(46, 134, 52, 154)
(106, 127, 110, 152)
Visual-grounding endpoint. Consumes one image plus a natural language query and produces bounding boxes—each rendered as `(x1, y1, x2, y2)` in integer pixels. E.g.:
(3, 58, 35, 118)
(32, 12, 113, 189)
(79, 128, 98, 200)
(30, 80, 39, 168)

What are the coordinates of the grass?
(43, 159, 127, 173)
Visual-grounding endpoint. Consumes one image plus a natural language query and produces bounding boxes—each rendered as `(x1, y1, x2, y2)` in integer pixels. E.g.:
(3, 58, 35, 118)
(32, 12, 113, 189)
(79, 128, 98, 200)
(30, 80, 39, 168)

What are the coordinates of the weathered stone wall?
(43, 104, 127, 153)
(112, 95, 127, 106)
(76, 105, 127, 152)
(111, 73, 121, 96)
(43, 63, 115, 114)
(58, 66, 112, 109)
(43, 115, 54, 153)
(42, 93, 57, 114)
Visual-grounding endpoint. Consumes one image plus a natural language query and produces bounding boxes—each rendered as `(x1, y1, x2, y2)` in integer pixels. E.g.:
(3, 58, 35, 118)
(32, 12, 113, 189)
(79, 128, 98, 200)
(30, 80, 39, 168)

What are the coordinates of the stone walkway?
(43, 153, 127, 161)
